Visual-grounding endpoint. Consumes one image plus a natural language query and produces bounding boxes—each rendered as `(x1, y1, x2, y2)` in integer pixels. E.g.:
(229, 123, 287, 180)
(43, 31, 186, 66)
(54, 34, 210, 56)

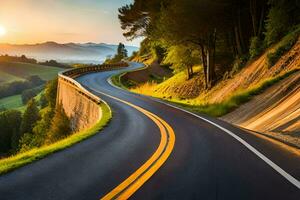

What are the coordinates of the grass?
(0, 71, 23, 84)
(0, 62, 63, 85)
(267, 27, 300, 67)
(111, 72, 127, 89)
(0, 87, 45, 111)
(0, 102, 112, 175)
(0, 94, 23, 110)
(119, 65, 299, 117)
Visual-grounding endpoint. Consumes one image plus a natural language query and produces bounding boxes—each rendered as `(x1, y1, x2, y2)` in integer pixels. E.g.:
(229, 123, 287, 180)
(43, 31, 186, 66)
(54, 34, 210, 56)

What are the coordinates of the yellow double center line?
(98, 92, 175, 200)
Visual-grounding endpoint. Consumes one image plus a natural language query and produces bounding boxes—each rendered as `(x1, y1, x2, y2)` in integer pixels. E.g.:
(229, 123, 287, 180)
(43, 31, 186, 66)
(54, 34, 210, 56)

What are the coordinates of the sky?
(0, 0, 142, 46)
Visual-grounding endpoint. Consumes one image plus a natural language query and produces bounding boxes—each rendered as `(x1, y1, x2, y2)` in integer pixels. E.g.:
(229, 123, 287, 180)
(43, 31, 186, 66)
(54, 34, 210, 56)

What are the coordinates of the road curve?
(0, 62, 299, 200)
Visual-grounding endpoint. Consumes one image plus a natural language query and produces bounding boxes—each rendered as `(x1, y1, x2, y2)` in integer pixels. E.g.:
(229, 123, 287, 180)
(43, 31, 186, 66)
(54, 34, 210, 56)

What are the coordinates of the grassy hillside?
(0, 94, 24, 111)
(0, 62, 62, 84)
(0, 89, 45, 111)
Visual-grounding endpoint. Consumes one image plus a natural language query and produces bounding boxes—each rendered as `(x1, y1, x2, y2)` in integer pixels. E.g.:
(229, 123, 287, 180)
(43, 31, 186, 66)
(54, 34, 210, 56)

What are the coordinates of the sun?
(0, 25, 7, 37)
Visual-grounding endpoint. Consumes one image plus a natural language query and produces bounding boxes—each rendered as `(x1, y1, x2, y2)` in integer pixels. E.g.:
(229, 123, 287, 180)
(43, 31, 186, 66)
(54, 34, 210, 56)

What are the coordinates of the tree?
(105, 43, 128, 63)
(264, 0, 300, 46)
(20, 99, 40, 136)
(0, 110, 22, 154)
(163, 45, 200, 79)
(31, 78, 58, 144)
(45, 105, 71, 144)
(156, 0, 231, 88)
(117, 43, 128, 58)
(44, 78, 58, 108)
(18, 133, 40, 153)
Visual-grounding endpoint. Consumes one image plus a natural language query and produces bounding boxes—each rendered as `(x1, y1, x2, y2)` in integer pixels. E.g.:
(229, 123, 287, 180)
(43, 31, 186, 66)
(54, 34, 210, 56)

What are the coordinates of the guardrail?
(58, 62, 128, 105)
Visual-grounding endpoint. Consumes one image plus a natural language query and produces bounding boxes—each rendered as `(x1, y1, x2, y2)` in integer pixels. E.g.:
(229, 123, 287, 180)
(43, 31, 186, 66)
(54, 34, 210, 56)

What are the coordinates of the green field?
(0, 62, 63, 84)
(0, 89, 45, 111)
(0, 94, 24, 111)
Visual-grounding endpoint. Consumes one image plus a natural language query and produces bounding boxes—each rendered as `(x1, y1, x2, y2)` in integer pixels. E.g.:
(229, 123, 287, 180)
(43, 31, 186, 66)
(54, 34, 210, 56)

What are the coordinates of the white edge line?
(106, 75, 300, 190)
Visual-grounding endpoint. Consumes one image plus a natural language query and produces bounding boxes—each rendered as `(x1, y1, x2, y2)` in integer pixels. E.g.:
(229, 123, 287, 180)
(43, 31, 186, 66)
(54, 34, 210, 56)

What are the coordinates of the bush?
(44, 78, 58, 108)
(249, 37, 263, 59)
(21, 85, 44, 104)
(18, 133, 40, 153)
(230, 55, 248, 76)
(45, 105, 71, 144)
(267, 29, 299, 67)
(264, 6, 290, 46)
(20, 99, 40, 136)
(0, 110, 22, 155)
(0, 75, 45, 99)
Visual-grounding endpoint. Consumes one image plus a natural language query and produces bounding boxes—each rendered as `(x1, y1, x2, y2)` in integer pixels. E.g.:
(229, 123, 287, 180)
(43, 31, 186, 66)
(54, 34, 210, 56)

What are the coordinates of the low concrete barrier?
(57, 62, 128, 131)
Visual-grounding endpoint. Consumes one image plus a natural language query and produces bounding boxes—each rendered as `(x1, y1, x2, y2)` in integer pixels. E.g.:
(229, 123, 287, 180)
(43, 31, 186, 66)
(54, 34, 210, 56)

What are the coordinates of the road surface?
(0, 62, 299, 199)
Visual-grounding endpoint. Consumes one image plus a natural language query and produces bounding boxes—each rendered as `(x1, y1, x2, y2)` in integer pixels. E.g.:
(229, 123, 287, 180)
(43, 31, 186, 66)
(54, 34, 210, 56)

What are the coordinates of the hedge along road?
(0, 62, 299, 200)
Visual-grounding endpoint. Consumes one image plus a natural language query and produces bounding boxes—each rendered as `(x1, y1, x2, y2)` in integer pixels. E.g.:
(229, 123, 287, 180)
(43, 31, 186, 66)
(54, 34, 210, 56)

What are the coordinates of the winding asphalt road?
(0, 62, 299, 199)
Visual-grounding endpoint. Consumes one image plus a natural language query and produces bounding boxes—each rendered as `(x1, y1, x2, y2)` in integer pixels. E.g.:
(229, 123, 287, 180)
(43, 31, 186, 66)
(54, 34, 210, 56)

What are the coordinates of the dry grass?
(130, 66, 299, 117)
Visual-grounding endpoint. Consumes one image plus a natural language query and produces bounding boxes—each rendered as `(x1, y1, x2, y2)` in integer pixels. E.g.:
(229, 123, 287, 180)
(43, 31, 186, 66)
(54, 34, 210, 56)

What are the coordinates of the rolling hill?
(0, 42, 138, 64)
(0, 62, 63, 85)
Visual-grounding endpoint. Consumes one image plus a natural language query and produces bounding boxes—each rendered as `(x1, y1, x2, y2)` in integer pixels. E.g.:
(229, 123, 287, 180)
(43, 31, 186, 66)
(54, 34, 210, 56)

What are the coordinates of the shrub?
(267, 29, 299, 67)
(0, 110, 22, 154)
(45, 105, 71, 144)
(0, 76, 45, 99)
(249, 37, 263, 59)
(18, 133, 40, 153)
(230, 55, 248, 76)
(264, 6, 290, 46)
(20, 99, 40, 136)
(21, 85, 44, 104)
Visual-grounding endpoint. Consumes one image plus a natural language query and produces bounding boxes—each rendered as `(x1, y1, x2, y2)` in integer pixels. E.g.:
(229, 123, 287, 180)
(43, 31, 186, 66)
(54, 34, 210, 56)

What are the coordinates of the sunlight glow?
(0, 25, 7, 37)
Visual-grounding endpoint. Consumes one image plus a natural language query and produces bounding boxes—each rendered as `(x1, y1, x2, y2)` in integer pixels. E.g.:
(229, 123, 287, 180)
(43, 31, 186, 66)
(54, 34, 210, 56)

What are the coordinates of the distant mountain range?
(0, 42, 139, 64)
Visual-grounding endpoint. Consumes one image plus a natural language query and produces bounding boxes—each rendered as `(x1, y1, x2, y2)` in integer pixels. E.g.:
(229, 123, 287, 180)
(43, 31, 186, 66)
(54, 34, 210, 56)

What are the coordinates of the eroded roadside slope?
(222, 71, 300, 147)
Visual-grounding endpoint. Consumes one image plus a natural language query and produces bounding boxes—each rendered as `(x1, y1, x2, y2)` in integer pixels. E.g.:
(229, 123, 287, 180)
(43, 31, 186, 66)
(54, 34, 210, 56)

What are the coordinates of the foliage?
(267, 28, 300, 67)
(0, 102, 111, 175)
(38, 60, 70, 69)
(45, 105, 71, 144)
(0, 75, 45, 99)
(163, 45, 200, 79)
(31, 78, 59, 145)
(18, 133, 40, 153)
(118, 0, 300, 88)
(0, 110, 22, 154)
(105, 43, 128, 64)
(151, 44, 167, 63)
(230, 55, 249, 76)
(249, 37, 263, 59)
(0, 55, 37, 64)
(19, 99, 40, 137)
(264, 0, 300, 46)
(21, 85, 44, 104)
(44, 78, 58, 108)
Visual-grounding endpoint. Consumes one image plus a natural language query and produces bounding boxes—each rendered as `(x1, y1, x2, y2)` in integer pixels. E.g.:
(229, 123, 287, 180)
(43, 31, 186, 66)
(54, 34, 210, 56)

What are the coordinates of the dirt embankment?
(222, 71, 300, 147)
(200, 38, 300, 104)
(222, 38, 300, 147)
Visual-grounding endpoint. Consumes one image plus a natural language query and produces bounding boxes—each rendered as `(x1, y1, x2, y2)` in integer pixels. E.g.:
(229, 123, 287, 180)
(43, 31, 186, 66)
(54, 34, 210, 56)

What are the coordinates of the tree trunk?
(187, 66, 193, 80)
(258, 4, 265, 37)
(206, 30, 217, 88)
(237, 9, 245, 53)
(250, 0, 258, 36)
(200, 45, 208, 89)
(234, 26, 243, 55)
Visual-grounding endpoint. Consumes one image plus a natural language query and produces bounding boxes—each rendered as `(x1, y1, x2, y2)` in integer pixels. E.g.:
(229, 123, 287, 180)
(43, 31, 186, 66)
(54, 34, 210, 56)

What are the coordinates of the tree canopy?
(118, 0, 300, 88)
